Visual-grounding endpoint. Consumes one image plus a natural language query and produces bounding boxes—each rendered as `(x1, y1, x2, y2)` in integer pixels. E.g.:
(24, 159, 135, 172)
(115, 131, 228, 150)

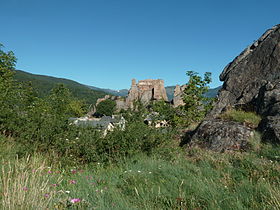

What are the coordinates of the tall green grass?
(1, 136, 280, 209)
(0, 155, 63, 209)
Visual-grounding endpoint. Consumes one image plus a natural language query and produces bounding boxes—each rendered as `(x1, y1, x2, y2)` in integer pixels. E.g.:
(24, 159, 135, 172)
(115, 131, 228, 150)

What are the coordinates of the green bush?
(96, 99, 116, 116)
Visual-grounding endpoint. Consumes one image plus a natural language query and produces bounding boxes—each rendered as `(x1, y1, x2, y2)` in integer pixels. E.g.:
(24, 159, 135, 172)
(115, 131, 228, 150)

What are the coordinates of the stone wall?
(126, 78, 168, 108)
(94, 78, 169, 112)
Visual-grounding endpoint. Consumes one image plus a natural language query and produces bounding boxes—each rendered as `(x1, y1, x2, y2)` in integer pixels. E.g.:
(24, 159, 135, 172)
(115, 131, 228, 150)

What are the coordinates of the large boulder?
(190, 24, 280, 149)
(191, 119, 254, 152)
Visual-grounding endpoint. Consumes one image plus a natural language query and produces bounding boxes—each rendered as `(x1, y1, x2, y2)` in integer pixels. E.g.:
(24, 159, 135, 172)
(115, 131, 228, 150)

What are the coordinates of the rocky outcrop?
(191, 24, 280, 148)
(210, 24, 280, 117)
(172, 85, 186, 107)
(191, 119, 254, 152)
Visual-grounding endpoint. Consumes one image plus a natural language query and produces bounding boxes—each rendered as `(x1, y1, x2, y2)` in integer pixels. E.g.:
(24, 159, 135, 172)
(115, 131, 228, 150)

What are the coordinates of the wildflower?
(71, 169, 77, 174)
(137, 170, 141, 173)
(69, 180, 77, 184)
(65, 191, 70, 194)
(51, 184, 59, 187)
(70, 198, 81, 203)
(23, 187, 28, 191)
(47, 170, 53, 174)
(44, 193, 50, 198)
(75, 137, 79, 140)
(124, 171, 127, 173)
(148, 172, 152, 174)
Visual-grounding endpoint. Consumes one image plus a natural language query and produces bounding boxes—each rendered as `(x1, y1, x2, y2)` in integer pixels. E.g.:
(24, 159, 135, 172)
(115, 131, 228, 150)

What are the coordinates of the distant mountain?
(165, 86, 176, 101)
(87, 86, 129, 97)
(204, 86, 221, 98)
(14, 70, 107, 105)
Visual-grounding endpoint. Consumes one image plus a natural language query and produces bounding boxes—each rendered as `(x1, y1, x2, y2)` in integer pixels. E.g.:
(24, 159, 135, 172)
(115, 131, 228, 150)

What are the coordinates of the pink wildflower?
(23, 187, 28, 191)
(47, 171, 52, 174)
(44, 193, 50, 198)
(70, 198, 81, 203)
(71, 169, 77, 174)
(69, 180, 77, 184)
(51, 184, 59, 187)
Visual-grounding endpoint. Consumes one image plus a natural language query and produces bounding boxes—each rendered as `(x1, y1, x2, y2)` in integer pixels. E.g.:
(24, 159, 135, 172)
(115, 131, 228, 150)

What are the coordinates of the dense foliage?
(95, 99, 116, 116)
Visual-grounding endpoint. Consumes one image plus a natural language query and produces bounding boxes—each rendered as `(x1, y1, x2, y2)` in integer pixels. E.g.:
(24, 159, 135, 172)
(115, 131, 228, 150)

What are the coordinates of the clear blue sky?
(1, 0, 280, 90)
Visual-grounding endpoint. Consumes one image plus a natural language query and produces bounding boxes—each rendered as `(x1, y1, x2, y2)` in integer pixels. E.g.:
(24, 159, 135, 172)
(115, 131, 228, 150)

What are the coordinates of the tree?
(0, 44, 23, 134)
(96, 99, 116, 116)
(181, 71, 214, 125)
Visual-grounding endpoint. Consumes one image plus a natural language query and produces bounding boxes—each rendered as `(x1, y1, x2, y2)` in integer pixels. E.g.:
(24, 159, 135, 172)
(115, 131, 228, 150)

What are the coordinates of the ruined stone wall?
(94, 78, 169, 113)
(126, 78, 168, 107)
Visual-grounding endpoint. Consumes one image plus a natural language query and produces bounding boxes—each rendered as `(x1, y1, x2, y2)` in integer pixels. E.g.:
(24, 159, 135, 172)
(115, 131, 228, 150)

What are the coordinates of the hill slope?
(14, 70, 107, 105)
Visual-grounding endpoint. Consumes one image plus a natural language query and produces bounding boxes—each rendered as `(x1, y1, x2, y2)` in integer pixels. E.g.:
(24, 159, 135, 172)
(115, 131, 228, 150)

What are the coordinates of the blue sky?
(1, 0, 280, 89)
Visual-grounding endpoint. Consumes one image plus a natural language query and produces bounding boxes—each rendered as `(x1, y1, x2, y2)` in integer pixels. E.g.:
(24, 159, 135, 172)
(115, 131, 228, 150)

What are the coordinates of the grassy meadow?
(1, 134, 280, 210)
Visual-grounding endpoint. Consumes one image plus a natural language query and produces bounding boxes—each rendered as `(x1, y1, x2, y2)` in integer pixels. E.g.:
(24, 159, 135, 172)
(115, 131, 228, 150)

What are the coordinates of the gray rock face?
(172, 85, 186, 107)
(258, 116, 280, 143)
(211, 24, 280, 117)
(191, 119, 254, 152)
(190, 24, 280, 148)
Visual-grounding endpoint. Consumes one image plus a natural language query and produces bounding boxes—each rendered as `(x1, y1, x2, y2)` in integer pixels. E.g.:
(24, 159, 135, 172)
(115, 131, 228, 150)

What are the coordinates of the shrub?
(96, 99, 116, 116)
(93, 121, 174, 163)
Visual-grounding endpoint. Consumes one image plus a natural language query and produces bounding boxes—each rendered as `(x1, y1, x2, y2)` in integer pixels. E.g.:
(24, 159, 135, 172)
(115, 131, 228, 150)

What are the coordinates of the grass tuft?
(220, 109, 262, 127)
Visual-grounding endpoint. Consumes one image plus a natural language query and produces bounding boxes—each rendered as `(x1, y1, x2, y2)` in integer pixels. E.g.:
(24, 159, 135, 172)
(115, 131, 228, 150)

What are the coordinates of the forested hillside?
(14, 70, 107, 104)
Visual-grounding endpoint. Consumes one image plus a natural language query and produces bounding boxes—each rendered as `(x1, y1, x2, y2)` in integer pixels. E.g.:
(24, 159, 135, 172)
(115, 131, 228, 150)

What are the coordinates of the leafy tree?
(150, 100, 176, 124)
(96, 99, 116, 116)
(181, 71, 214, 125)
(0, 44, 34, 134)
(47, 84, 85, 117)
